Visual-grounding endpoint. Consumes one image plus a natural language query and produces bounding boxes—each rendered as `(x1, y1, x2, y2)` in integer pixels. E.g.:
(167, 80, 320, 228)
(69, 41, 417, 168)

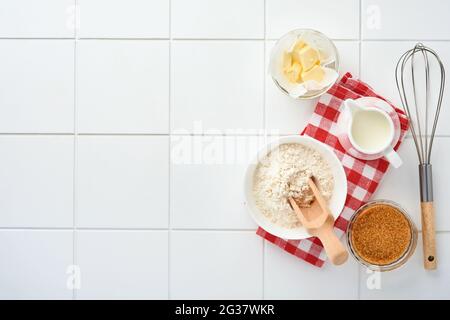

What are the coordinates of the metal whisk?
(395, 43, 446, 270)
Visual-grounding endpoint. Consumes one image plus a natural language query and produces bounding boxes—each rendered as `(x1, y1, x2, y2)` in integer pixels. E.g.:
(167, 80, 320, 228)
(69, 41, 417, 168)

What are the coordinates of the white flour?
(253, 143, 334, 229)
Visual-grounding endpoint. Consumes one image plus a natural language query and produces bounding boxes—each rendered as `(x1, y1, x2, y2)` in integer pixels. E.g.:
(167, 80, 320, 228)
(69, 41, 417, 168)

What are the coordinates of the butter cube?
(293, 40, 307, 52)
(291, 41, 307, 63)
(298, 45, 320, 71)
(301, 65, 324, 82)
(282, 52, 292, 71)
(285, 62, 303, 83)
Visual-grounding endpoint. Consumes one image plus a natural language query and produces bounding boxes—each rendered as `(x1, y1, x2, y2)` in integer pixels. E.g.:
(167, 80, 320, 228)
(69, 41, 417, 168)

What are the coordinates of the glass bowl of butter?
(269, 29, 339, 99)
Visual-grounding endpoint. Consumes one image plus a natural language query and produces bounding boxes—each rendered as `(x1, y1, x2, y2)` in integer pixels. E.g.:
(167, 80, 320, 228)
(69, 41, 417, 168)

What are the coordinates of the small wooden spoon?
(288, 177, 348, 266)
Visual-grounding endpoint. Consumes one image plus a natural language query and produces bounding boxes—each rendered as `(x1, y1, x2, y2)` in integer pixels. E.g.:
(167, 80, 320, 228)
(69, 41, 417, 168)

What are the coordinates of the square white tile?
(170, 231, 263, 299)
(362, 0, 450, 40)
(429, 139, 450, 232)
(374, 138, 450, 232)
(77, 40, 169, 134)
(265, 41, 359, 135)
(360, 233, 450, 299)
(266, 0, 360, 40)
(0, 136, 73, 227)
(0, 40, 74, 133)
(77, 136, 169, 228)
(333, 41, 361, 77)
(264, 242, 359, 299)
(0, 230, 73, 299)
(76, 230, 168, 299)
(78, 0, 169, 38)
(171, 41, 264, 133)
(361, 41, 450, 135)
(171, 136, 265, 229)
(171, 0, 264, 39)
(0, 0, 75, 37)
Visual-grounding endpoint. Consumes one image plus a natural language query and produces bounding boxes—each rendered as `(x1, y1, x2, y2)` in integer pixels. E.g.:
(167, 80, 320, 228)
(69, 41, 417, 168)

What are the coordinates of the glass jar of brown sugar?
(347, 200, 417, 271)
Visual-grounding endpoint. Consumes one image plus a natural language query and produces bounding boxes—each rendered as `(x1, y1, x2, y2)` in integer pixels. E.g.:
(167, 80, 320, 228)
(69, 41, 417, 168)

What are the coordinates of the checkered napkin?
(256, 72, 409, 267)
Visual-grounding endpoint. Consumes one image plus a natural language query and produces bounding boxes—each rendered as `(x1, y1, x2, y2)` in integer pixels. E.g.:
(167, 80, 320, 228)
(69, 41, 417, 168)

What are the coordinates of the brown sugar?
(350, 204, 412, 265)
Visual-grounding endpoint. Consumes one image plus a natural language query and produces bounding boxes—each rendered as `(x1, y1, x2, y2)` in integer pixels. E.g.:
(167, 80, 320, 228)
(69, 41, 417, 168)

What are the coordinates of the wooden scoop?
(288, 177, 348, 266)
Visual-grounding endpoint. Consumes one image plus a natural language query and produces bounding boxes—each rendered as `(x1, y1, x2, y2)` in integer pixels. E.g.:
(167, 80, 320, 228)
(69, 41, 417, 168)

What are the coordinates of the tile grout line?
(357, 0, 362, 300)
(168, 0, 172, 301)
(77, 37, 169, 41)
(171, 38, 265, 41)
(358, 0, 363, 79)
(262, 240, 265, 300)
(357, 265, 362, 299)
(0, 133, 75, 135)
(3, 37, 450, 43)
(4, 37, 450, 42)
(262, 0, 267, 138)
(72, 0, 79, 301)
(0, 37, 76, 40)
(262, 0, 267, 300)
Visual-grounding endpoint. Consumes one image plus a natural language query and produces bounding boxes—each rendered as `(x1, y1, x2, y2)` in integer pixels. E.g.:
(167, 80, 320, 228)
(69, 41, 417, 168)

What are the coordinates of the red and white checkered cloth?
(256, 72, 409, 267)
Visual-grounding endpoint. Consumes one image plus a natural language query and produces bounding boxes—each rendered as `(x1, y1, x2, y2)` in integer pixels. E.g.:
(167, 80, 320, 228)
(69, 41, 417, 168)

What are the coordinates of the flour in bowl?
(253, 143, 334, 229)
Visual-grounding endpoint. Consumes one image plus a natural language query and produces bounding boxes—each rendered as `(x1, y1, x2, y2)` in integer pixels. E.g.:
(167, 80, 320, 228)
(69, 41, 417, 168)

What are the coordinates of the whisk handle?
(421, 202, 437, 270)
(419, 164, 437, 270)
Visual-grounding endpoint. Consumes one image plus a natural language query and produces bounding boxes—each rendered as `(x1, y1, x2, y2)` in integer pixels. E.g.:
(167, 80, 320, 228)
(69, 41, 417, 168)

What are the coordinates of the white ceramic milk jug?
(339, 98, 402, 168)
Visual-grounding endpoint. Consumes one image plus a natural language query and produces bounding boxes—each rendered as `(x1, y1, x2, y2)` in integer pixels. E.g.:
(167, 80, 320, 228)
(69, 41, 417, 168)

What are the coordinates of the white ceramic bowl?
(244, 135, 347, 239)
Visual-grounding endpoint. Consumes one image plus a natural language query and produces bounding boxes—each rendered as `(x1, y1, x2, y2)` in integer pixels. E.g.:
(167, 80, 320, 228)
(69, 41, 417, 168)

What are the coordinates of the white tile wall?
(77, 136, 169, 228)
(266, 0, 360, 40)
(264, 242, 359, 299)
(0, 40, 74, 133)
(362, 0, 450, 40)
(0, 230, 73, 299)
(171, 41, 264, 133)
(171, 0, 264, 39)
(78, 0, 169, 38)
(171, 136, 264, 229)
(0, 136, 74, 228)
(170, 231, 263, 299)
(77, 40, 169, 134)
(1, 0, 450, 300)
(0, 0, 75, 38)
(76, 230, 168, 299)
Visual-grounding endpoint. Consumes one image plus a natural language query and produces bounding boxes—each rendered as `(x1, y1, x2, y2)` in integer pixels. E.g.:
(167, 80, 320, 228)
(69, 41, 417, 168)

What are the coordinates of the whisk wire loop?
(395, 43, 445, 165)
